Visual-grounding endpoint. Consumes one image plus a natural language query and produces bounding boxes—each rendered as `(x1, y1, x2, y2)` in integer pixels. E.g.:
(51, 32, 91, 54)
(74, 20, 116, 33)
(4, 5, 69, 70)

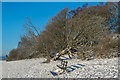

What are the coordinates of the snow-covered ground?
(0, 60, 2, 80)
(1, 57, 118, 78)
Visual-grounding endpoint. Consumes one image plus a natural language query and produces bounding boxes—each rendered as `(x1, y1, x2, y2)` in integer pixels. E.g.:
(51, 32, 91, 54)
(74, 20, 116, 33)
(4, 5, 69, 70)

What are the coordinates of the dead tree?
(53, 32, 80, 61)
(53, 47, 72, 61)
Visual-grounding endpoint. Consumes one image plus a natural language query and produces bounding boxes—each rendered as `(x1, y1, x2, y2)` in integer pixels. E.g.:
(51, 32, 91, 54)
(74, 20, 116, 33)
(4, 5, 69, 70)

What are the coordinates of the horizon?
(2, 2, 101, 56)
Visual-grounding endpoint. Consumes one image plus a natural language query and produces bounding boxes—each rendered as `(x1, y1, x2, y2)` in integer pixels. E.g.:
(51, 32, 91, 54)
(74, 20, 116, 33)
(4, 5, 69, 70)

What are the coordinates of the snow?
(1, 57, 118, 78)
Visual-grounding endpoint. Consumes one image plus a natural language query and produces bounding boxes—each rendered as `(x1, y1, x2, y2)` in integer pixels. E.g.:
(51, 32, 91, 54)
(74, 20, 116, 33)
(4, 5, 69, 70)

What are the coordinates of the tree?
(7, 3, 119, 61)
(105, 2, 119, 33)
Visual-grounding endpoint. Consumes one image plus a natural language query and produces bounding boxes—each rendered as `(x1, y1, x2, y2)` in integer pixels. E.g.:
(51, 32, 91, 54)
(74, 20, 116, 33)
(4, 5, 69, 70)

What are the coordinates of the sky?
(2, 2, 101, 56)
(0, 2, 2, 57)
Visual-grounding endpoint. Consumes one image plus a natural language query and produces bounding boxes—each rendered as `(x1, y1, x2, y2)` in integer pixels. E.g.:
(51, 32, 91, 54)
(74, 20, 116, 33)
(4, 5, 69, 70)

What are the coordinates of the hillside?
(6, 3, 119, 61)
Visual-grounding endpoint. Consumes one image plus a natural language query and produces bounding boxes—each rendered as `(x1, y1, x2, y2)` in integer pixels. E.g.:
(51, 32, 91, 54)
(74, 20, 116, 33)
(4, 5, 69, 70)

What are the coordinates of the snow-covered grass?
(1, 57, 118, 78)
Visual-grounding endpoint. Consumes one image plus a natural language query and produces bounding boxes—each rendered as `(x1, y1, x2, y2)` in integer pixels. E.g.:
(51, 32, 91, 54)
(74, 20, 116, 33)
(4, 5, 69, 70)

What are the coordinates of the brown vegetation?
(6, 2, 119, 61)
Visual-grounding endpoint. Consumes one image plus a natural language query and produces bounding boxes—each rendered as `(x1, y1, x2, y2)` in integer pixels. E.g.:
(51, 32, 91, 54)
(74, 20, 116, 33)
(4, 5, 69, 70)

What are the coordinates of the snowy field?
(1, 57, 118, 78)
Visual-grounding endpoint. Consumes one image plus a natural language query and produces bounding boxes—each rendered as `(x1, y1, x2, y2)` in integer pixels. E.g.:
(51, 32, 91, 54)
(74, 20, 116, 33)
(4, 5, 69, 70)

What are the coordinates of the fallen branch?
(53, 47, 74, 61)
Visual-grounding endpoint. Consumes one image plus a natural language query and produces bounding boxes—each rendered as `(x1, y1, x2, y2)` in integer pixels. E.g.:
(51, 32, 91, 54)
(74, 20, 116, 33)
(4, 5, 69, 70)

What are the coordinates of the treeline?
(6, 2, 119, 61)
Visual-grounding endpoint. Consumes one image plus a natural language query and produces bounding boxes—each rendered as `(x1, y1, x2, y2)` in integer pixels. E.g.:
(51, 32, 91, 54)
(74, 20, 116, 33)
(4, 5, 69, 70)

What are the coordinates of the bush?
(93, 33, 119, 59)
(7, 49, 19, 61)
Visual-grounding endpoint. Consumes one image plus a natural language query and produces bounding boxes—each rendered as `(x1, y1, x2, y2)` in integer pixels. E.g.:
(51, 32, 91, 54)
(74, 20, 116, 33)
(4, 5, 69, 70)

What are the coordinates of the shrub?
(93, 33, 119, 59)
